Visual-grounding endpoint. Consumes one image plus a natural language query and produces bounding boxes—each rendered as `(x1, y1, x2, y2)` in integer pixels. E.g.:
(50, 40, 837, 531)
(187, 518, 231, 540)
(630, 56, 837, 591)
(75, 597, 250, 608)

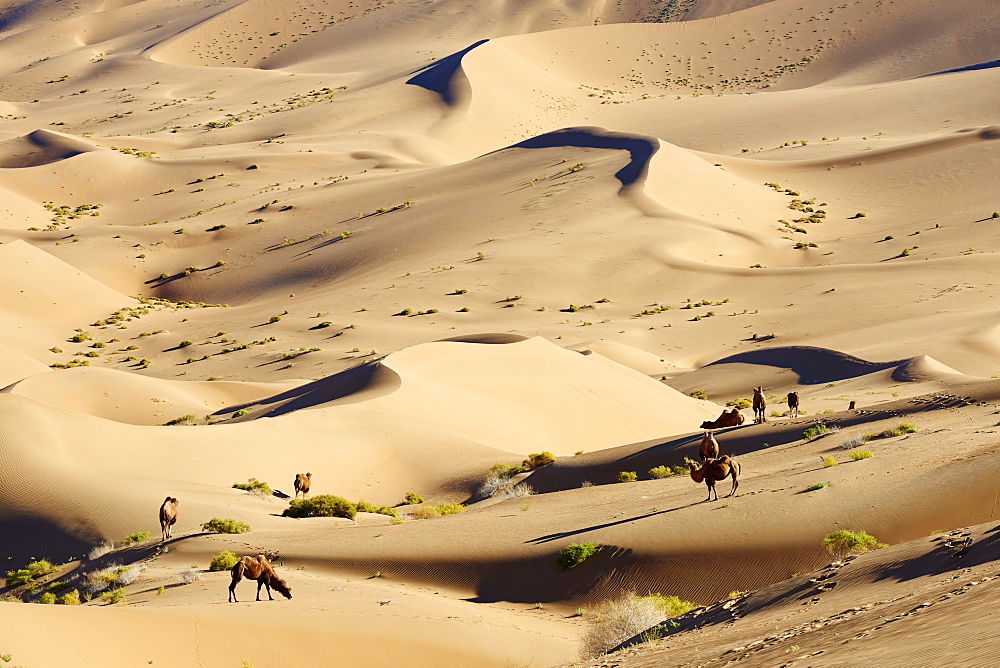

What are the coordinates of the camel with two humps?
(294, 473, 311, 499)
(688, 456, 740, 502)
(229, 555, 292, 603)
(699, 430, 720, 462)
(752, 387, 767, 423)
(700, 407, 745, 430)
(786, 391, 800, 418)
(159, 497, 178, 542)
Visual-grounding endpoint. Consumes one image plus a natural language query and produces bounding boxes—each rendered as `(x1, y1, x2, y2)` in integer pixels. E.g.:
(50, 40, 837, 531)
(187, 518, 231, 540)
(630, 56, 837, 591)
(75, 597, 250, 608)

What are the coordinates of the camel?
(752, 387, 766, 423)
(293, 472, 311, 499)
(786, 391, 800, 418)
(159, 497, 178, 542)
(699, 430, 720, 462)
(849, 400, 856, 410)
(688, 456, 740, 502)
(700, 407, 745, 430)
(229, 555, 292, 603)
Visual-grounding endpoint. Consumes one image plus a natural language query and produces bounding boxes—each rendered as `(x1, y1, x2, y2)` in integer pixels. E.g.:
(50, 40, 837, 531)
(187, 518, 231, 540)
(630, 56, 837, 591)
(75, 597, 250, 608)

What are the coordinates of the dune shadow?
(526, 506, 699, 545)
(920, 58, 1000, 78)
(406, 39, 489, 105)
(703, 346, 903, 384)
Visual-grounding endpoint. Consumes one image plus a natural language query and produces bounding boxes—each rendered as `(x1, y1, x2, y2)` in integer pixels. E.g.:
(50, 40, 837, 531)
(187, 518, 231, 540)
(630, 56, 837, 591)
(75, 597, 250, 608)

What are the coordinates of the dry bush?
(87, 541, 115, 561)
(410, 506, 437, 520)
(581, 595, 663, 659)
(176, 568, 201, 585)
(504, 483, 536, 499)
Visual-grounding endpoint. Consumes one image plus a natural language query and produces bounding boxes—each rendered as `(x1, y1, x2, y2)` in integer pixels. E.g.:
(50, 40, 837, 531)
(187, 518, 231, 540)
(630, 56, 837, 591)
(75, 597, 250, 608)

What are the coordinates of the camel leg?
(229, 565, 243, 603)
(727, 463, 741, 498)
(706, 480, 716, 502)
(264, 579, 274, 600)
(256, 579, 264, 601)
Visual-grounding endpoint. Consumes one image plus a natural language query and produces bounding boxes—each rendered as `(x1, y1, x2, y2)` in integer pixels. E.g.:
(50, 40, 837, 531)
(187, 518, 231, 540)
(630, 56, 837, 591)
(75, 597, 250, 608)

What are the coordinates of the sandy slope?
(2, 0, 1000, 664)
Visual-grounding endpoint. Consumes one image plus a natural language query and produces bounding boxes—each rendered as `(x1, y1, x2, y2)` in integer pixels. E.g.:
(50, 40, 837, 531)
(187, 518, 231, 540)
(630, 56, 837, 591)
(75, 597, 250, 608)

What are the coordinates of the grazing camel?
(752, 387, 767, 423)
(688, 456, 740, 502)
(293, 472, 311, 499)
(229, 555, 292, 603)
(786, 391, 800, 418)
(699, 430, 720, 462)
(700, 407, 745, 430)
(159, 497, 178, 542)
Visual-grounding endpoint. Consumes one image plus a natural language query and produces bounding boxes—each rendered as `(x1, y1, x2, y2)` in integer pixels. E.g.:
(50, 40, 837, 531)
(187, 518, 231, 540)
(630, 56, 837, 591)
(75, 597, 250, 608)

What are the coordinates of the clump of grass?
(802, 423, 839, 440)
(581, 593, 696, 658)
(849, 449, 873, 460)
(616, 471, 638, 483)
(726, 397, 753, 409)
(58, 590, 81, 605)
(100, 588, 126, 605)
(209, 551, 240, 571)
(822, 456, 838, 467)
(400, 491, 423, 505)
(881, 422, 917, 437)
(804, 481, 829, 491)
(38, 592, 56, 604)
(434, 503, 464, 516)
(283, 496, 356, 520)
(123, 532, 149, 546)
(5, 559, 59, 587)
(822, 529, 886, 560)
(200, 518, 251, 534)
(556, 542, 602, 571)
(522, 452, 556, 469)
(648, 465, 672, 479)
(87, 541, 114, 561)
(410, 506, 438, 520)
(504, 483, 536, 500)
(355, 500, 399, 517)
(232, 478, 273, 496)
(176, 568, 201, 584)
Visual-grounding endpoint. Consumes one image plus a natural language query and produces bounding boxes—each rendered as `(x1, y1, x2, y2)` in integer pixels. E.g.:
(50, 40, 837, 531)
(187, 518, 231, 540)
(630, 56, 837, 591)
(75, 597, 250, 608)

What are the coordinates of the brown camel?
(699, 430, 720, 462)
(293, 472, 311, 499)
(229, 555, 292, 603)
(159, 497, 178, 542)
(700, 407, 745, 430)
(849, 400, 856, 410)
(786, 391, 800, 418)
(688, 456, 740, 502)
(752, 387, 766, 423)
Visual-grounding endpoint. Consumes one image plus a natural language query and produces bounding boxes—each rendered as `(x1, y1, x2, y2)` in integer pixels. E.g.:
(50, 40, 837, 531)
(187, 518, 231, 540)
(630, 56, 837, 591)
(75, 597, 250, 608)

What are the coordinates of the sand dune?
(2, 0, 1000, 665)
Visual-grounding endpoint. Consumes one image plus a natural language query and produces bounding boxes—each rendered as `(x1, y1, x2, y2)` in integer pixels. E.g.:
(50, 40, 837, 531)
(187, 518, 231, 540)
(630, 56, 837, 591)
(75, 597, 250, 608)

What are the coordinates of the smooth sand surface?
(2, 0, 999, 665)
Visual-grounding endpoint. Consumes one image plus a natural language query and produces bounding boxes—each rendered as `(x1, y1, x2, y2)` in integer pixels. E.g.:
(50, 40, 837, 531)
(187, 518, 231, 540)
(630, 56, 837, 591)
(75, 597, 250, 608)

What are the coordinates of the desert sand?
(1, 0, 999, 665)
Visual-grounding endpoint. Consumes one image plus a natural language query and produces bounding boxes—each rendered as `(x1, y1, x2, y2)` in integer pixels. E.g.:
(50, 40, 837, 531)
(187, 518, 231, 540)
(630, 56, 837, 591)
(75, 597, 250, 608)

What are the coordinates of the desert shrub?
(87, 541, 114, 560)
(822, 456, 838, 467)
(232, 409, 250, 417)
(232, 478, 273, 496)
(283, 496, 356, 520)
(504, 483, 535, 499)
(648, 465, 672, 479)
(209, 551, 240, 572)
(617, 471, 638, 483)
(479, 463, 526, 498)
(38, 592, 56, 604)
(123, 532, 149, 546)
(802, 423, 839, 440)
(522, 452, 556, 469)
(57, 590, 81, 605)
(400, 491, 423, 505)
(176, 568, 201, 584)
(356, 500, 399, 517)
(849, 449, 873, 460)
(805, 482, 829, 491)
(878, 422, 917, 438)
(840, 435, 869, 450)
(410, 506, 438, 520)
(179, 340, 193, 348)
(556, 542, 601, 571)
(580, 595, 662, 658)
(435, 503, 464, 516)
(642, 593, 697, 618)
(100, 588, 126, 604)
(726, 397, 752, 409)
(5, 559, 58, 587)
(822, 530, 886, 560)
(201, 518, 251, 534)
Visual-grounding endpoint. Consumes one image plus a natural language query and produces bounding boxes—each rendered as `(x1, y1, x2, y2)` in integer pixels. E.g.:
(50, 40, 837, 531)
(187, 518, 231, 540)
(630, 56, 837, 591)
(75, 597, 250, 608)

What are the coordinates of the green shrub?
(179, 340, 193, 348)
(123, 532, 149, 546)
(410, 506, 437, 519)
(822, 530, 886, 560)
(805, 482, 829, 491)
(269, 315, 281, 323)
(57, 590, 80, 605)
(522, 452, 556, 469)
(617, 471, 638, 483)
(5, 559, 58, 587)
(209, 551, 240, 571)
(556, 542, 601, 570)
(434, 503, 464, 516)
(233, 409, 250, 417)
(232, 478, 273, 496)
(38, 592, 56, 604)
(200, 518, 251, 534)
(648, 465, 672, 479)
(641, 593, 697, 617)
(488, 463, 526, 479)
(401, 491, 424, 505)
(802, 423, 838, 440)
(283, 495, 356, 520)
(849, 449, 873, 460)
(726, 397, 752, 409)
(671, 464, 688, 476)
(822, 456, 838, 467)
(356, 500, 399, 517)
(100, 588, 126, 604)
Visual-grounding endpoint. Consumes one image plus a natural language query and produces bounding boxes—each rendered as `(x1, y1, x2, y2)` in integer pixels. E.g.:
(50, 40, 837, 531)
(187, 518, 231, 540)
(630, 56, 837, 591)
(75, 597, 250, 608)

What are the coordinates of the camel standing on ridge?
(787, 391, 800, 418)
(688, 456, 740, 502)
(293, 473, 311, 499)
(699, 431, 720, 462)
(752, 387, 767, 423)
(159, 497, 178, 542)
(700, 407, 745, 430)
(229, 555, 292, 602)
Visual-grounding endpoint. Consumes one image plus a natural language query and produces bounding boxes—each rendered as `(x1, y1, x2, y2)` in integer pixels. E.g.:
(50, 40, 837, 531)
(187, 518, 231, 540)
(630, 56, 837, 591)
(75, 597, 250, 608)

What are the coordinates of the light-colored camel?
(699, 430, 720, 462)
(688, 456, 740, 502)
(159, 497, 178, 542)
(229, 555, 292, 602)
(700, 407, 745, 430)
(293, 472, 311, 499)
(752, 387, 767, 423)
(786, 391, 800, 418)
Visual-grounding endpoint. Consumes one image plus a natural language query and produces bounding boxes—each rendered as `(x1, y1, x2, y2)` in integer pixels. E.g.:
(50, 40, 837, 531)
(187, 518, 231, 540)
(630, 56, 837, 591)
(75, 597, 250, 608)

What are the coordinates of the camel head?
(687, 459, 705, 483)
